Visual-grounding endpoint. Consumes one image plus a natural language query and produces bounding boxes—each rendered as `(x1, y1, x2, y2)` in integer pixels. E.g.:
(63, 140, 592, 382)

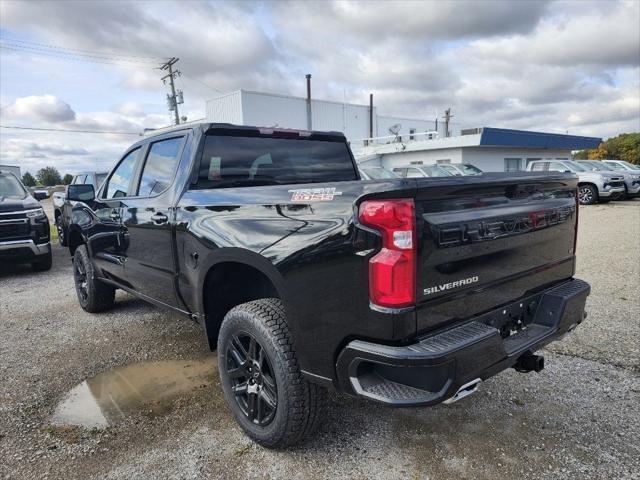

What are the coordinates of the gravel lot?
(1, 200, 639, 480)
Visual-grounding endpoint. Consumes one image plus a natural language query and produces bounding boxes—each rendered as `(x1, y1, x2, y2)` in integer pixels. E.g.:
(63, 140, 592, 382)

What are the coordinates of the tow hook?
(514, 352, 544, 373)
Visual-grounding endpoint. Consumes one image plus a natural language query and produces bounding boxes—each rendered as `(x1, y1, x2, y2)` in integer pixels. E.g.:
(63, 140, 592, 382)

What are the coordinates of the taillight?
(359, 199, 416, 308)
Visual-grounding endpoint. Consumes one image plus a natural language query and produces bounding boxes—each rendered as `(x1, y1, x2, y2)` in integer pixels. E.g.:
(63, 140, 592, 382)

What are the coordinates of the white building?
(357, 127, 602, 172)
(206, 90, 456, 149)
(205, 90, 601, 173)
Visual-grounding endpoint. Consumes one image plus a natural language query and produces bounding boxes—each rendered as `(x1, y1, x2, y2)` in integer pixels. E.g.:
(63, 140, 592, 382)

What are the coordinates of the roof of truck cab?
(142, 122, 345, 140)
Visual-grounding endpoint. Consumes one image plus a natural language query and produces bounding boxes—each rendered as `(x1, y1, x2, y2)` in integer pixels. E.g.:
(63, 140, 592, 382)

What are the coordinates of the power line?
(0, 43, 161, 68)
(0, 125, 141, 135)
(0, 36, 169, 61)
(181, 73, 222, 93)
(0, 41, 160, 63)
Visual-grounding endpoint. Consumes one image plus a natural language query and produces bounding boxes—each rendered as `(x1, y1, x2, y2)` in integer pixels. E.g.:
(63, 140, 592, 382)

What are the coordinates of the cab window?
(104, 148, 140, 199)
(137, 137, 183, 197)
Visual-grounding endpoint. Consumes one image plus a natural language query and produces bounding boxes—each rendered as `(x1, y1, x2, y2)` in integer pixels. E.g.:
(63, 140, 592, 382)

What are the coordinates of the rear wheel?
(73, 245, 115, 312)
(218, 298, 327, 448)
(578, 185, 598, 205)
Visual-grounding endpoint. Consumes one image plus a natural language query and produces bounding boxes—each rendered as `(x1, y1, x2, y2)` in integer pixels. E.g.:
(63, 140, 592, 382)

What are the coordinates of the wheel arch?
(67, 225, 86, 255)
(198, 250, 289, 351)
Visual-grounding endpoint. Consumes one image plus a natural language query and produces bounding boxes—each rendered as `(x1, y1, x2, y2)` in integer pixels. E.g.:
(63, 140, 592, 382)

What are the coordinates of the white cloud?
(4, 95, 76, 122)
(0, 0, 639, 176)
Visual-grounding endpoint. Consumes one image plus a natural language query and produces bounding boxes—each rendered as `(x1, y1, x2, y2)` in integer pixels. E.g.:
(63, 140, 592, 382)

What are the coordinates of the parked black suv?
(65, 123, 589, 448)
(0, 170, 52, 271)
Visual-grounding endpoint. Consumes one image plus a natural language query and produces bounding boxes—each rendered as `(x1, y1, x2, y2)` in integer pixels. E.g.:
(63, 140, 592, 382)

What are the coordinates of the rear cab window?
(195, 132, 357, 189)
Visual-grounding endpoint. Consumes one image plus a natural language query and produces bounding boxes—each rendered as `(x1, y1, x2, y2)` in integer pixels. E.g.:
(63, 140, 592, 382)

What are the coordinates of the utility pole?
(443, 108, 453, 137)
(160, 57, 183, 125)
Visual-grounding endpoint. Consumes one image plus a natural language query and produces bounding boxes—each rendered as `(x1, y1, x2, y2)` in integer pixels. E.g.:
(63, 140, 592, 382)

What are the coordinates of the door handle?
(151, 212, 168, 224)
(109, 210, 120, 220)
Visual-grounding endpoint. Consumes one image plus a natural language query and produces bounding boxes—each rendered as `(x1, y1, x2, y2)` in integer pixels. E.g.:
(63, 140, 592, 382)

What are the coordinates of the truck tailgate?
(414, 172, 578, 335)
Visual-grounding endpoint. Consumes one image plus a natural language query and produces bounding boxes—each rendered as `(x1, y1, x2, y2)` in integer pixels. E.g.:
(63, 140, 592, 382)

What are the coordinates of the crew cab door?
(119, 134, 186, 307)
(90, 147, 142, 284)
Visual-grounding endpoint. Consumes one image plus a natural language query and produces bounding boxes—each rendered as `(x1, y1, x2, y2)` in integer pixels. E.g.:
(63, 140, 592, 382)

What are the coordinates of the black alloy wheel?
(226, 332, 278, 426)
(74, 254, 89, 303)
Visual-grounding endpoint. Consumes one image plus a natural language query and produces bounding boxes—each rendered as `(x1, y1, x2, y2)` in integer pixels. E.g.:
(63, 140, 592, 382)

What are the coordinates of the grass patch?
(49, 223, 58, 241)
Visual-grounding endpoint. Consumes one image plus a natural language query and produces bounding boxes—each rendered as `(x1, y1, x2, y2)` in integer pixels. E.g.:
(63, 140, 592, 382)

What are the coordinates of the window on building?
(436, 159, 451, 164)
(409, 128, 416, 140)
(504, 158, 522, 172)
(409, 161, 424, 165)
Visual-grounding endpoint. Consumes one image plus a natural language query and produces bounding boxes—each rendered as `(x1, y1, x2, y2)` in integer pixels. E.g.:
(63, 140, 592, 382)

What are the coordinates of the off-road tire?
(73, 244, 115, 312)
(218, 298, 328, 448)
(31, 250, 52, 271)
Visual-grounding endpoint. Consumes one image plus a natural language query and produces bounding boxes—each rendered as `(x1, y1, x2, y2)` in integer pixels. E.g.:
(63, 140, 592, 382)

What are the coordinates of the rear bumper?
(336, 278, 590, 406)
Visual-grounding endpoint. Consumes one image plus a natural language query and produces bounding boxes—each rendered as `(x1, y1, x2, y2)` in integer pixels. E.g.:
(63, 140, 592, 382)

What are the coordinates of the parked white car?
(392, 165, 453, 178)
(526, 159, 625, 205)
(358, 166, 399, 180)
(437, 163, 483, 176)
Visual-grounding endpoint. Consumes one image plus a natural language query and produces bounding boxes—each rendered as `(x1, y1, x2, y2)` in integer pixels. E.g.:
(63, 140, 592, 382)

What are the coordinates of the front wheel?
(73, 245, 115, 312)
(578, 185, 598, 205)
(218, 298, 327, 448)
(56, 218, 68, 247)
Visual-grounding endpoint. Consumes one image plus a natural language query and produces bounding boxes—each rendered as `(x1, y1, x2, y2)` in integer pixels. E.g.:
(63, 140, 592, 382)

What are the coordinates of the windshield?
(605, 162, 627, 171)
(96, 173, 108, 187)
(460, 164, 483, 174)
(196, 134, 358, 189)
(577, 161, 614, 171)
(423, 166, 453, 177)
(361, 167, 398, 180)
(0, 173, 28, 199)
(565, 161, 587, 172)
(619, 161, 639, 170)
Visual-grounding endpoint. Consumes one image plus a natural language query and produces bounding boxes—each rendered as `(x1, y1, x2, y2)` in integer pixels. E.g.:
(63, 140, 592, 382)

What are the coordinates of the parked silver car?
(392, 165, 453, 178)
(576, 160, 640, 199)
(358, 166, 399, 180)
(438, 163, 483, 176)
(526, 159, 625, 204)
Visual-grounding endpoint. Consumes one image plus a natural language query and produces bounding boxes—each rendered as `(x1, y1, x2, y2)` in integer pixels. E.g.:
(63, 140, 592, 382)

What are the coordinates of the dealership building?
(205, 89, 601, 172)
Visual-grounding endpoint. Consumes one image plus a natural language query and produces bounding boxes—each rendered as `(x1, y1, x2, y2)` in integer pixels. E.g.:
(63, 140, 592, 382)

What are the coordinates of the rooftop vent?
(461, 128, 483, 136)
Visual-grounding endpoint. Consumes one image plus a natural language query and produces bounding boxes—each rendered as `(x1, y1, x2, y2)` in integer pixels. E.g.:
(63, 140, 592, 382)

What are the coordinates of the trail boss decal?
(289, 187, 343, 202)
(423, 276, 479, 296)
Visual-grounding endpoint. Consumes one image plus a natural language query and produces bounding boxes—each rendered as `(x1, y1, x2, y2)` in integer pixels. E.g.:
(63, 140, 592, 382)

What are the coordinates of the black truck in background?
(65, 123, 590, 448)
(0, 170, 52, 271)
(52, 171, 108, 246)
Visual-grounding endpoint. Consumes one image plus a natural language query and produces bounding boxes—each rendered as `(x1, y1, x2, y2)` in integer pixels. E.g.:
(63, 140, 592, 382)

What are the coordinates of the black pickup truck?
(65, 123, 589, 447)
(0, 170, 52, 271)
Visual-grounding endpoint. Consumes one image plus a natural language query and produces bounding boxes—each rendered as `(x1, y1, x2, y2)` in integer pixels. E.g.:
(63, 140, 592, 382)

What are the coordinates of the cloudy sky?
(1, 0, 639, 176)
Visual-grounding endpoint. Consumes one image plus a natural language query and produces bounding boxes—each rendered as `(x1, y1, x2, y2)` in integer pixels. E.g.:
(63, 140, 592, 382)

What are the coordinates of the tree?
(22, 172, 36, 186)
(62, 174, 74, 185)
(572, 132, 639, 164)
(36, 166, 62, 186)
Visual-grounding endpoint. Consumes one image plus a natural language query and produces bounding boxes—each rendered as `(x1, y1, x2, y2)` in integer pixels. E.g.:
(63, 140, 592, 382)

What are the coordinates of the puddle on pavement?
(51, 357, 217, 428)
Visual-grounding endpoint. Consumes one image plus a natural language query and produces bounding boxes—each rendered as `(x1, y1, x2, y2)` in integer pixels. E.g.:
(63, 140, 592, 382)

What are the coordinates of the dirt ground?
(1, 199, 639, 480)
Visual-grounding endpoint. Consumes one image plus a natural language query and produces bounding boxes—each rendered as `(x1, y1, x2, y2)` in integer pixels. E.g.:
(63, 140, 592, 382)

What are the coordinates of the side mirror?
(67, 184, 95, 202)
(34, 190, 49, 201)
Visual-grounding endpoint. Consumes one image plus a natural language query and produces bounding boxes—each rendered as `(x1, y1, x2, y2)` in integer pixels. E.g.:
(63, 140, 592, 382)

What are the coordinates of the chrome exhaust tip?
(443, 378, 481, 404)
